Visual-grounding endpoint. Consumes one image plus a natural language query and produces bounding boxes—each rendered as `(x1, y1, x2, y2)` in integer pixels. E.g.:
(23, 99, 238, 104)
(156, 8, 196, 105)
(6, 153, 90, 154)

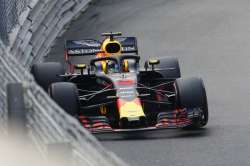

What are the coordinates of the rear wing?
(65, 37, 138, 56)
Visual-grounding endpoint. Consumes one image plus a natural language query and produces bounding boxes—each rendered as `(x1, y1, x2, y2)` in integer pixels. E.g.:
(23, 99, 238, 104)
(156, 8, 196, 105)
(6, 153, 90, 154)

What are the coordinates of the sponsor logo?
(122, 46, 136, 52)
(68, 49, 101, 55)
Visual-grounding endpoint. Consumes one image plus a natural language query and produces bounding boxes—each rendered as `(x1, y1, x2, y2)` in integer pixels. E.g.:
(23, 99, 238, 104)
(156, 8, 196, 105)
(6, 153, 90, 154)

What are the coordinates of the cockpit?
(90, 55, 140, 74)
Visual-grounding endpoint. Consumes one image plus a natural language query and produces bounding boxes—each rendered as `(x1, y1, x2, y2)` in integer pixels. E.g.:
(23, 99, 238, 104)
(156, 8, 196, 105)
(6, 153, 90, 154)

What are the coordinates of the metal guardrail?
(0, 41, 127, 166)
(0, 0, 129, 166)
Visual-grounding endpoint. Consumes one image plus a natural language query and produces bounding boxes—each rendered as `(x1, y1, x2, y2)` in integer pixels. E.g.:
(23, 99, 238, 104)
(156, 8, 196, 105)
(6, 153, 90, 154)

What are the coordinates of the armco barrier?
(0, 40, 128, 166)
(0, 0, 129, 166)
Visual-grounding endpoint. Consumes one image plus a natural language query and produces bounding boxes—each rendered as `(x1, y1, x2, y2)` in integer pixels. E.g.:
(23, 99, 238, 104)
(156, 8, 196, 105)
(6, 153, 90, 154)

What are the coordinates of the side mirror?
(148, 59, 160, 70)
(148, 59, 160, 65)
(75, 64, 86, 74)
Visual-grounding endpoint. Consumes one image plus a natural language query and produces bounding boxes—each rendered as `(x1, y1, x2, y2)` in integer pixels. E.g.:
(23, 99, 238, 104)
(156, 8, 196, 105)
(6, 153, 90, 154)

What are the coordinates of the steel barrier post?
(7, 83, 27, 139)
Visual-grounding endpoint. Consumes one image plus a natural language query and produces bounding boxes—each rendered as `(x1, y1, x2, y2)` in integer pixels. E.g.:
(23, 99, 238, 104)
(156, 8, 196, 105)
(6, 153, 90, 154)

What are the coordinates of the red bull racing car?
(31, 32, 208, 134)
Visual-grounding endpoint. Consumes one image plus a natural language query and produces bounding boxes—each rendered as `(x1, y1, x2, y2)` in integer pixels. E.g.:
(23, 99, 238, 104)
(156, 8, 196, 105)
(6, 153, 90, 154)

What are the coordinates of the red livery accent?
(117, 99, 126, 109)
(117, 79, 135, 85)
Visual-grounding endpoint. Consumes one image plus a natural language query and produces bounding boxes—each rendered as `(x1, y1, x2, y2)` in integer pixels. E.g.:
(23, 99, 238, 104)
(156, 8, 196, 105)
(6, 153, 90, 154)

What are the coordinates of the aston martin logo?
(73, 40, 101, 47)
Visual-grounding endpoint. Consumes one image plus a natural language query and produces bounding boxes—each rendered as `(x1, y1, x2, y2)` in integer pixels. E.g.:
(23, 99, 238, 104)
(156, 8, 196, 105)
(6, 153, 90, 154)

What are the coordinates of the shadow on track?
(97, 128, 212, 141)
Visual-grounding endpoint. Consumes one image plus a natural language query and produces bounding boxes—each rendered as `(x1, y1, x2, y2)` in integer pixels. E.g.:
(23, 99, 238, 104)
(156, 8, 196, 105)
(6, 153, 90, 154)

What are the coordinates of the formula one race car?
(31, 32, 208, 134)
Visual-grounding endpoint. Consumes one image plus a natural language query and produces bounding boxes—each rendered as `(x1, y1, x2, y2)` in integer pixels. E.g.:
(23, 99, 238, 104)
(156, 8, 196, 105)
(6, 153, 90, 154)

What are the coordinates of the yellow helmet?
(101, 38, 122, 56)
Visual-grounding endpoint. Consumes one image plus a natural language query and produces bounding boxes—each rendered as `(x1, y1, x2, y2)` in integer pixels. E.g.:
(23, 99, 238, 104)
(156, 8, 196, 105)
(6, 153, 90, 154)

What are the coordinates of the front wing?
(79, 108, 202, 134)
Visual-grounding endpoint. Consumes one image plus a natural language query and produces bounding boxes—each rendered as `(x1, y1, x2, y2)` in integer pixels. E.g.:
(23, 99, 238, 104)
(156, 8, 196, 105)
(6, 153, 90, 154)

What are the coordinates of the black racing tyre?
(31, 62, 65, 91)
(175, 77, 208, 128)
(152, 57, 181, 79)
(49, 82, 80, 116)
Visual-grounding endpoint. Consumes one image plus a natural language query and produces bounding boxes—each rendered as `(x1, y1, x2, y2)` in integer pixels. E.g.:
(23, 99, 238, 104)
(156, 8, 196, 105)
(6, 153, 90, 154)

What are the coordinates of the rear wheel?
(175, 77, 208, 128)
(31, 62, 65, 91)
(49, 82, 80, 116)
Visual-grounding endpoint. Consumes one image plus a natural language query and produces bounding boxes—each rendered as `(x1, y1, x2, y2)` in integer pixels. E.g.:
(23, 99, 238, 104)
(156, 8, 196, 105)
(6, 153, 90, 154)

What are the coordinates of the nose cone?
(117, 98, 145, 120)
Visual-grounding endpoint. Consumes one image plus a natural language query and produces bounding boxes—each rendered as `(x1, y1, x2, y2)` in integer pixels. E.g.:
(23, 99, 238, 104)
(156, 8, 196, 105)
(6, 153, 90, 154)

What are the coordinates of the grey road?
(47, 0, 250, 166)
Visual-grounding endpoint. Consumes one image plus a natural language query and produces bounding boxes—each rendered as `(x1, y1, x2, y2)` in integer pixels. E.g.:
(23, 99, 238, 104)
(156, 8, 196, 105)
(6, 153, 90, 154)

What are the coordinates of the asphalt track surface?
(47, 0, 250, 166)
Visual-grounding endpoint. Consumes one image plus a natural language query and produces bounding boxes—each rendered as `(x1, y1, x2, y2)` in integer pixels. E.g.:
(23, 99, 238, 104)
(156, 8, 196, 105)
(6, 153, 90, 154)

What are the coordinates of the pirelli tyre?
(31, 62, 65, 91)
(49, 82, 80, 116)
(156, 57, 181, 79)
(175, 77, 208, 128)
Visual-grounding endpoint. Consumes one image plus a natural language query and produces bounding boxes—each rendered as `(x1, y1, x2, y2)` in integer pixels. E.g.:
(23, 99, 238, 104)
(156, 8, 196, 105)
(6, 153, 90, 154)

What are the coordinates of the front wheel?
(175, 77, 208, 128)
(49, 82, 80, 117)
